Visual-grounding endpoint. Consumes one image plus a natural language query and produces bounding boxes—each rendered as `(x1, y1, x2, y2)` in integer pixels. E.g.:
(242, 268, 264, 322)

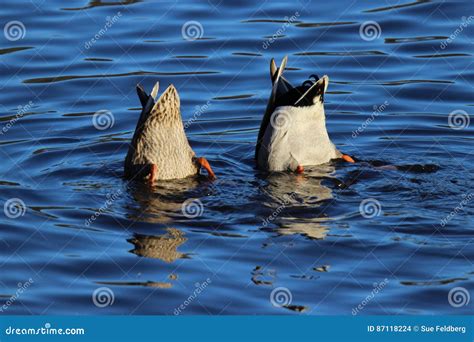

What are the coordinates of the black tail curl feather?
(274, 74, 324, 108)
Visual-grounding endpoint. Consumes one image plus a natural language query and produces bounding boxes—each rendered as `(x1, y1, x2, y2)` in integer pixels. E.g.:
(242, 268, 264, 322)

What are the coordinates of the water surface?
(0, 0, 473, 314)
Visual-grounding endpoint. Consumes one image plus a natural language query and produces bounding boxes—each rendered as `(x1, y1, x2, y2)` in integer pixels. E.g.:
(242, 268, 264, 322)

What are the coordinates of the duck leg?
(341, 154, 355, 163)
(196, 157, 216, 180)
(149, 164, 158, 185)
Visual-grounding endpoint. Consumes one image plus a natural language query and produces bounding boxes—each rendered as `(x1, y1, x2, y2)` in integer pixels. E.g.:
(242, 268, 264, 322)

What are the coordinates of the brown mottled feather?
(124, 84, 198, 180)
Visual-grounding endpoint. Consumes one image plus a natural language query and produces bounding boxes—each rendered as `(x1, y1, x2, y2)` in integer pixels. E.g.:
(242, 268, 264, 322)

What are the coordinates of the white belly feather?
(258, 105, 340, 171)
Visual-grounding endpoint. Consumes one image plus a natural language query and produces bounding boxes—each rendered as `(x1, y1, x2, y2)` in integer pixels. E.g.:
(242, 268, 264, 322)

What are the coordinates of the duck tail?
(134, 82, 158, 135)
(270, 58, 277, 82)
(136, 84, 149, 107)
(256, 57, 289, 162)
(136, 82, 159, 108)
(271, 56, 287, 89)
(294, 75, 329, 106)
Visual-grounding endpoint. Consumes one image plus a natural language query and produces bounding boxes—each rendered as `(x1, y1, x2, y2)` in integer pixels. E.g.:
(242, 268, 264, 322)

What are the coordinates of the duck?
(255, 56, 355, 173)
(124, 81, 215, 183)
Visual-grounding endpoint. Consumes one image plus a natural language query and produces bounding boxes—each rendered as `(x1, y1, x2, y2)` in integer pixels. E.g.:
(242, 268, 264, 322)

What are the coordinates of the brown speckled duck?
(124, 82, 215, 183)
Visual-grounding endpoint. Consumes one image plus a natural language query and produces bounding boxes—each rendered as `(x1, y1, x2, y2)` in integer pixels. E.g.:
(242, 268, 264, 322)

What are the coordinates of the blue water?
(0, 0, 473, 315)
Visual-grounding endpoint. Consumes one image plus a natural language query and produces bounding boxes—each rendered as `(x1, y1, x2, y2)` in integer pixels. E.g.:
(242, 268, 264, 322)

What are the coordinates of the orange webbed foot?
(341, 154, 355, 163)
(196, 157, 216, 180)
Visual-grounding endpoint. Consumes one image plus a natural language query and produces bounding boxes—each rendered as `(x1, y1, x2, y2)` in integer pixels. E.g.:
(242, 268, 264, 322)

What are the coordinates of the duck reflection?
(128, 228, 188, 263)
(126, 177, 201, 224)
(277, 220, 329, 240)
(261, 164, 338, 240)
(262, 164, 336, 203)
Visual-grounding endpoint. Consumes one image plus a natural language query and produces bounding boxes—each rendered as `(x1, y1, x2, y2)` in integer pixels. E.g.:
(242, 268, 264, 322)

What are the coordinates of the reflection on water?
(261, 165, 336, 240)
(128, 228, 188, 263)
(278, 221, 329, 240)
(263, 165, 336, 204)
(0, 0, 473, 315)
(98, 280, 173, 289)
(126, 178, 201, 223)
(61, 0, 142, 11)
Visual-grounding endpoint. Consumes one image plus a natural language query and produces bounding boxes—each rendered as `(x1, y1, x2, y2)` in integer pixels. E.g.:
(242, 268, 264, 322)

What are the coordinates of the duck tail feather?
(150, 81, 160, 100)
(136, 84, 149, 108)
(294, 75, 329, 106)
(271, 56, 292, 98)
(270, 58, 277, 83)
(273, 56, 287, 85)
